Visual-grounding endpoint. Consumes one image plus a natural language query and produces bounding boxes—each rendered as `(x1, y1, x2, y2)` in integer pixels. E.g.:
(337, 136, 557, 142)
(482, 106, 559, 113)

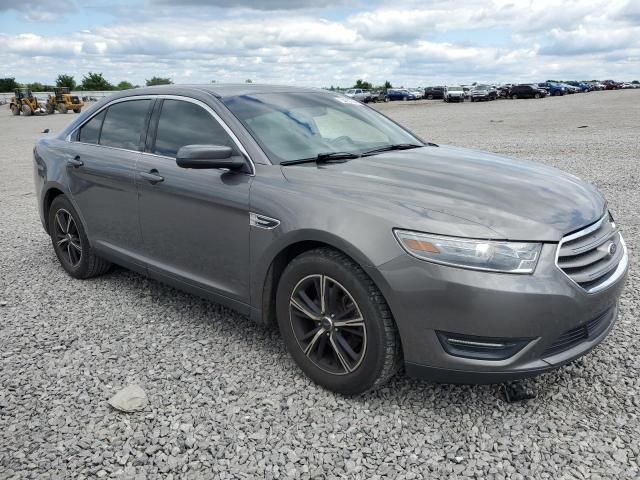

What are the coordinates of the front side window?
(100, 100, 151, 151)
(78, 110, 106, 144)
(223, 92, 421, 164)
(153, 100, 234, 158)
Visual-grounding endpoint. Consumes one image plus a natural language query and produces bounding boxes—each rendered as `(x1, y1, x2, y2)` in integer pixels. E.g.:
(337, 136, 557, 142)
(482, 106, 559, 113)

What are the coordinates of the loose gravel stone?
(0, 91, 639, 479)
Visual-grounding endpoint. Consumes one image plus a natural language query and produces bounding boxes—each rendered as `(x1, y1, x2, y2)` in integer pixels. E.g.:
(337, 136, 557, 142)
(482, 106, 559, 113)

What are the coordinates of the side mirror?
(176, 144, 245, 170)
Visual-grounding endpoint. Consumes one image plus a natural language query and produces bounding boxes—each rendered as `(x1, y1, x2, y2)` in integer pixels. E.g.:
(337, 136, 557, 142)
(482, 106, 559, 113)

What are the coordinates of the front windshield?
(223, 92, 422, 164)
(448, 87, 462, 91)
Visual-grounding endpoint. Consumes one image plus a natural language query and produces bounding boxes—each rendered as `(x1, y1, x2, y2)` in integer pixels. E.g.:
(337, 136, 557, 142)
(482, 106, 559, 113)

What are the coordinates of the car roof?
(114, 83, 324, 99)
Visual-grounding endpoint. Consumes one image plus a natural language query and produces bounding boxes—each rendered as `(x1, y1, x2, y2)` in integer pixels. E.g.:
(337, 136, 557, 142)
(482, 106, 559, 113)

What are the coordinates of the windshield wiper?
(361, 143, 424, 157)
(280, 152, 360, 166)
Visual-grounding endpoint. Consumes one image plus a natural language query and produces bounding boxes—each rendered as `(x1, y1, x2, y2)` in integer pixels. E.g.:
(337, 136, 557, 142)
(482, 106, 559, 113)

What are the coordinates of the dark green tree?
(81, 72, 114, 90)
(353, 79, 373, 89)
(56, 74, 76, 90)
(383, 80, 392, 89)
(26, 82, 45, 92)
(245, 79, 253, 83)
(145, 76, 172, 86)
(116, 80, 135, 90)
(0, 78, 20, 91)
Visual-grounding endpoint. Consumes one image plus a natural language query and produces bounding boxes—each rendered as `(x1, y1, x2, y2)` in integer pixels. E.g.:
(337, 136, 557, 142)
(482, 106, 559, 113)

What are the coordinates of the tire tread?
(287, 247, 402, 392)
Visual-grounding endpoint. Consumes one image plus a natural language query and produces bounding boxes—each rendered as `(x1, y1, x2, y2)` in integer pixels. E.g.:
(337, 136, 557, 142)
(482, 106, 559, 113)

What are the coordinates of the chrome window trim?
(555, 214, 629, 294)
(66, 94, 255, 175)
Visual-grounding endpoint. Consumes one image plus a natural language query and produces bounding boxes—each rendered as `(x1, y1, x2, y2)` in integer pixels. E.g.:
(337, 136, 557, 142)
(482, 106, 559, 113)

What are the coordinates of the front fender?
(249, 227, 384, 315)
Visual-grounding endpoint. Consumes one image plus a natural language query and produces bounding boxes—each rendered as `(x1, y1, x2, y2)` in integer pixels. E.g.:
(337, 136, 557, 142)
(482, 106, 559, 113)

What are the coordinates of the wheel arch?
(255, 230, 389, 328)
(41, 184, 90, 242)
(42, 186, 66, 234)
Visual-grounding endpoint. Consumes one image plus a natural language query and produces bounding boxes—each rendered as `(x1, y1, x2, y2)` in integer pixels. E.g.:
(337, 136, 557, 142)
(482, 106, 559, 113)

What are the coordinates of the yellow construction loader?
(9, 88, 40, 116)
(46, 87, 84, 114)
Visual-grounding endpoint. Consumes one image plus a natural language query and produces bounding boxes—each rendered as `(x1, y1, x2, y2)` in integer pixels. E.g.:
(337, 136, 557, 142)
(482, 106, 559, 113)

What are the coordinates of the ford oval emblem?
(607, 242, 617, 256)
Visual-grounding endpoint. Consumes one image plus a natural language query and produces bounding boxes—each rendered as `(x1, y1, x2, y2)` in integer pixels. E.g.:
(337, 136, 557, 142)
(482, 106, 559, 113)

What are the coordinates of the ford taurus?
(33, 85, 628, 394)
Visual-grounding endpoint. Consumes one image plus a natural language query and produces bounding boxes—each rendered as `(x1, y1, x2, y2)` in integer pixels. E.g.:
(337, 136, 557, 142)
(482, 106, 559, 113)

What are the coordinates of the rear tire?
(512, 94, 518, 99)
(21, 104, 32, 116)
(73, 108, 81, 113)
(276, 248, 402, 395)
(48, 195, 112, 279)
(59, 104, 68, 114)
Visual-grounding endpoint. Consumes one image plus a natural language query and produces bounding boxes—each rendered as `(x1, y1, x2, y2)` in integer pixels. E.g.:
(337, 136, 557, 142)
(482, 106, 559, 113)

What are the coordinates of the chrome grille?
(556, 214, 628, 293)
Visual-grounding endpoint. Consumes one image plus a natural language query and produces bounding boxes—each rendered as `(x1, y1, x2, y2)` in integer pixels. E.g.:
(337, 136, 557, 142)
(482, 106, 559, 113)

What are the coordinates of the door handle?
(140, 171, 164, 184)
(67, 156, 83, 168)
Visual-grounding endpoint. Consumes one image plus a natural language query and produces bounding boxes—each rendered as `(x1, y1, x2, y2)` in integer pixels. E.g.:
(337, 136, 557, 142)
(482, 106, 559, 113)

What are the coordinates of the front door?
(136, 98, 252, 303)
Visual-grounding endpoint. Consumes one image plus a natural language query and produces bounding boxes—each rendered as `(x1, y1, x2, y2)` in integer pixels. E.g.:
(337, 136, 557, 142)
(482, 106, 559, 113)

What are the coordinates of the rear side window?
(153, 100, 233, 158)
(100, 100, 151, 151)
(78, 110, 105, 144)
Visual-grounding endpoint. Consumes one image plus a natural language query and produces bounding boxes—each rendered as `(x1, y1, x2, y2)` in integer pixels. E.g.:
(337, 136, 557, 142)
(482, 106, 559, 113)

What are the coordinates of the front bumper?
(367, 243, 628, 384)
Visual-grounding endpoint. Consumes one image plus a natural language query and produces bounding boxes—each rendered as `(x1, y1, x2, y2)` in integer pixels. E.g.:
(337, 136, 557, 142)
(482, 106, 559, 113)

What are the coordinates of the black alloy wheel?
(276, 248, 401, 394)
(48, 195, 112, 279)
(52, 208, 83, 268)
(289, 274, 367, 375)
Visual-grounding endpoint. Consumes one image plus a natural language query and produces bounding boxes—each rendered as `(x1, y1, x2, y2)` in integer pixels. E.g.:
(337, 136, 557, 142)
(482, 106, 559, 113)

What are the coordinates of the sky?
(1, 0, 639, 87)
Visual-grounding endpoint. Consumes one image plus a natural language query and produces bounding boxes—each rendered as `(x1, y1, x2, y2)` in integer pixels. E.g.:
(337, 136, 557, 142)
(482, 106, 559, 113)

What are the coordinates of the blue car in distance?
(538, 82, 566, 96)
(385, 89, 417, 101)
(566, 81, 590, 92)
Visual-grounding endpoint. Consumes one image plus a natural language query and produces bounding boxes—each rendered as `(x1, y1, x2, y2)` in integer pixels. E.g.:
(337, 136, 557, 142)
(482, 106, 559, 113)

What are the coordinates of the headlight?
(394, 230, 542, 273)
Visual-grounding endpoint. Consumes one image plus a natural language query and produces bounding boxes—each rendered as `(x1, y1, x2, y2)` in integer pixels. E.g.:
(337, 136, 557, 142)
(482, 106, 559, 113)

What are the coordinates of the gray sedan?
(33, 85, 628, 394)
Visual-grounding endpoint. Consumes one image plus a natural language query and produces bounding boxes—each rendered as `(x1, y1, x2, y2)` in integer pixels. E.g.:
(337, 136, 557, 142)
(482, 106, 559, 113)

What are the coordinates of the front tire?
(48, 195, 112, 279)
(11, 105, 20, 115)
(276, 248, 401, 395)
(21, 104, 32, 116)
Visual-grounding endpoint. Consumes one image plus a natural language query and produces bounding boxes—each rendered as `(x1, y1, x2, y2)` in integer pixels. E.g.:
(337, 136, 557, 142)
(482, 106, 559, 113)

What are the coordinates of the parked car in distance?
(34, 84, 629, 395)
(602, 80, 622, 90)
(443, 86, 465, 102)
(510, 84, 548, 99)
(621, 83, 635, 89)
(423, 86, 445, 100)
(559, 83, 580, 94)
(496, 85, 512, 98)
(470, 85, 497, 101)
(566, 81, 590, 92)
(538, 82, 566, 96)
(368, 90, 387, 102)
(386, 89, 417, 101)
(408, 88, 423, 99)
(345, 89, 371, 103)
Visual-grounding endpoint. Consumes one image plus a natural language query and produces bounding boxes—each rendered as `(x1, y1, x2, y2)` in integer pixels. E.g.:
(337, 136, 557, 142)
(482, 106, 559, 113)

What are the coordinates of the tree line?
(0, 74, 174, 92)
(327, 79, 393, 91)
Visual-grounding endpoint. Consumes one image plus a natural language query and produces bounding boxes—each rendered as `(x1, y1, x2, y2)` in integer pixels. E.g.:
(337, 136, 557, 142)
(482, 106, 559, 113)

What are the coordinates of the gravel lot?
(1, 91, 639, 479)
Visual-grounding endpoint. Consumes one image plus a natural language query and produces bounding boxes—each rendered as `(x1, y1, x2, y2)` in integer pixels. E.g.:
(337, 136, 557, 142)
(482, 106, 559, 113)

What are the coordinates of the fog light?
(436, 331, 531, 360)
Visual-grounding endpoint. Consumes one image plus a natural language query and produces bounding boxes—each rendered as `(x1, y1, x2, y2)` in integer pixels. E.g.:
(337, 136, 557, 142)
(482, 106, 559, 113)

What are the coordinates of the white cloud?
(1, 0, 639, 87)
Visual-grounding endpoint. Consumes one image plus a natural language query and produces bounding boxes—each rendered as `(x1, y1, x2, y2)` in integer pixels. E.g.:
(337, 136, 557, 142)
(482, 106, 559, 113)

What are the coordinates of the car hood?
(280, 145, 605, 241)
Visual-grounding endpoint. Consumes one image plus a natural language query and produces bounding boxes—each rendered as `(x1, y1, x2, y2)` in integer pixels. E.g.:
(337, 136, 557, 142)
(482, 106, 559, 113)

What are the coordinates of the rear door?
(136, 97, 253, 303)
(66, 98, 152, 264)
